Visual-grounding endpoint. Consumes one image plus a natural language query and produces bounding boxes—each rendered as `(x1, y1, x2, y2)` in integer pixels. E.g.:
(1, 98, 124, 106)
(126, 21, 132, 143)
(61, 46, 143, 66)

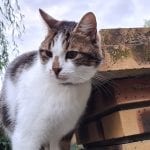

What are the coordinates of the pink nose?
(52, 67, 62, 76)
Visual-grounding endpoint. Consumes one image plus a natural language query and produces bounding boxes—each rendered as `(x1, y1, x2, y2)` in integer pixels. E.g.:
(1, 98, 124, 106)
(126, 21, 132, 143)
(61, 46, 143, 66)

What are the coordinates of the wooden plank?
(85, 76, 150, 118)
(78, 132, 150, 147)
(114, 76, 150, 104)
(99, 28, 150, 79)
(92, 140, 150, 150)
(102, 107, 150, 139)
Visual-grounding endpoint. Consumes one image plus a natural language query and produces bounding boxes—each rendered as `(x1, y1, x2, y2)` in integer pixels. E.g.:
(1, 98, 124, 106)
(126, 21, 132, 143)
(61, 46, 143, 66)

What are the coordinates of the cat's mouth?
(57, 75, 68, 81)
(57, 75, 77, 85)
(57, 76, 74, 85)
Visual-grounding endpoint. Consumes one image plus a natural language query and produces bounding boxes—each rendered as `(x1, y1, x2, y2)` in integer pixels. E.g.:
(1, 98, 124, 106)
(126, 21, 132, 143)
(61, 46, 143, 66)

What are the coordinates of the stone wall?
(99, 28, 150, 79)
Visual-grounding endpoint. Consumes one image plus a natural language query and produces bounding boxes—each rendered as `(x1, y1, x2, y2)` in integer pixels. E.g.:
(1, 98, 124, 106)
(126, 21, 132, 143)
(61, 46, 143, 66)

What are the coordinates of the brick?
(102, 107, 150, 139)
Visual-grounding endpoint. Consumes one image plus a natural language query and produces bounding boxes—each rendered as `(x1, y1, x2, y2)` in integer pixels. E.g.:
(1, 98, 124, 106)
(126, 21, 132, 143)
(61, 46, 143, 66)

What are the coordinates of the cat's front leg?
(12, 130, 41, 150)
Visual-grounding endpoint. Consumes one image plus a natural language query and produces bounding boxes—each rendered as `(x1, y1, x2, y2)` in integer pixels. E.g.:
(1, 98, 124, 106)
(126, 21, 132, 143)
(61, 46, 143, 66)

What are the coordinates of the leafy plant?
(71, 144, 84, 150)
(144, 19, 150, 27)
(0, 0, 24, 72)
(0, 0, 24, 147)
(0, 128, 11, 150)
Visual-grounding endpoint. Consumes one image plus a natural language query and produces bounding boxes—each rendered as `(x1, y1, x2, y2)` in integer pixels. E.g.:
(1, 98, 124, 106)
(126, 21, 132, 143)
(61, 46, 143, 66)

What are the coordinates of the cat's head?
(39, 9, 102, 84)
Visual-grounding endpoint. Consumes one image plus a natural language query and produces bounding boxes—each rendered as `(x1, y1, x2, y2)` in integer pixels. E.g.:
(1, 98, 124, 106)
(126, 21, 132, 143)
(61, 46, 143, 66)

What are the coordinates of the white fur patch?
(52, 34, 64, 57)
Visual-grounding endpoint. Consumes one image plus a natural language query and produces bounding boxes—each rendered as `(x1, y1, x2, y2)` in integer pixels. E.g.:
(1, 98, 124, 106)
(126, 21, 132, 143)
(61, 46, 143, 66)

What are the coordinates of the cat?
(0, 9, 102, 150)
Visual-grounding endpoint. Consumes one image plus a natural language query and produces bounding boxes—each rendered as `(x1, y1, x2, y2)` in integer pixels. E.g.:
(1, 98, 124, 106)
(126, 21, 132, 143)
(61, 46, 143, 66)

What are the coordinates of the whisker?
(72, 74, 88, 81)
(94, 78, 116, 89)
(92, 80, 114, 98)
(94, 72, 117, 87)
(71, 72, 115, 99)
(91, 81, 104, 95)
(63, 70, 115, 98)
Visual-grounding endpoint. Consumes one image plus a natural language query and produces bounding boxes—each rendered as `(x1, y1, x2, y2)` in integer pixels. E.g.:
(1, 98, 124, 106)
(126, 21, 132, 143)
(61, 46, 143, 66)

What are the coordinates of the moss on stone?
(107, 45, 130, 63)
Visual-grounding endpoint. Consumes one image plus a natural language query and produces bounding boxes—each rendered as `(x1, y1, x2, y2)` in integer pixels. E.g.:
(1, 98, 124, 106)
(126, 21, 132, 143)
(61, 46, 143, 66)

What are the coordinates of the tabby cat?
(0, 9, 102, 150)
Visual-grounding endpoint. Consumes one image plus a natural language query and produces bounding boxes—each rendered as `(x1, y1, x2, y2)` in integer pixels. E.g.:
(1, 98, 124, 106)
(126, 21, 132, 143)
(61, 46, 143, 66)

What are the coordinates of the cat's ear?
(74, 12, 97, 39)
(39, 9, 58, 29)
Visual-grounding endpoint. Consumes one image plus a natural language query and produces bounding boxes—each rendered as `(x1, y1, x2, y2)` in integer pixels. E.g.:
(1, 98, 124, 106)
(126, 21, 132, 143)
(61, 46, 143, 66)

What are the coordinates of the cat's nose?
(52, 67, 62, 76)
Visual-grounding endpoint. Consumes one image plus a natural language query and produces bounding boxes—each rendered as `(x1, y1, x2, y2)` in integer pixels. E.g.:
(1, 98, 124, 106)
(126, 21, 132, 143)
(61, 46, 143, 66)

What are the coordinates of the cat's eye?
(45, 50, 53, 58)
(40, 49, 53, 58)
(66, 51, 78, 59)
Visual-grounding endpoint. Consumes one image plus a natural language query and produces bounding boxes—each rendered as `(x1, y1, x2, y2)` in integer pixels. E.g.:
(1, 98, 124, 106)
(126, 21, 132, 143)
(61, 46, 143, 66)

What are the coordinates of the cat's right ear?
(73, 12, 97, 41)
(39, 9, 58, 29)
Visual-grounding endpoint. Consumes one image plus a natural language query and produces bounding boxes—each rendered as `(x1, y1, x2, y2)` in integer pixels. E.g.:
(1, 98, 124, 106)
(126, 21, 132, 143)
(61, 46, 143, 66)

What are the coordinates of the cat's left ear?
(39, 9, 58, 29)
(74, 12, 97, 40)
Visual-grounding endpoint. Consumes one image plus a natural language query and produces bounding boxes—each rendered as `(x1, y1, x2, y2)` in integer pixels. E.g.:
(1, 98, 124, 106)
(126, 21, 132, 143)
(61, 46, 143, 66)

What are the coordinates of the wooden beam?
(102, 107, 150, 139)
(89, 140, 150, 150)
(76, 107, 150, 144)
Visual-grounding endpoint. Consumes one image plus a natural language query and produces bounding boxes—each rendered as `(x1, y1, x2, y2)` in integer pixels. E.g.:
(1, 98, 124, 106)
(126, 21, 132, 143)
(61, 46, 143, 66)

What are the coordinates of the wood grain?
(102, 107, 150, 139)
(92, 140, 150, 150)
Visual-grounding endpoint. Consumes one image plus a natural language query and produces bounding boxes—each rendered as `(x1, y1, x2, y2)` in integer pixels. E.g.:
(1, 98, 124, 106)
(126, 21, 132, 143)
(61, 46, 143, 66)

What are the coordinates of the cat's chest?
(18, 80, 91, 123)
(15, 74, 91, 137)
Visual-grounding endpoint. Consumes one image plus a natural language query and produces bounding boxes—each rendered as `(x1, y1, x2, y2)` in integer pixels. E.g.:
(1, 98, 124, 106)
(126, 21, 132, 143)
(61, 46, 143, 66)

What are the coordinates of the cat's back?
(0, 51, 38, 134)
(5, 51, 38, 82)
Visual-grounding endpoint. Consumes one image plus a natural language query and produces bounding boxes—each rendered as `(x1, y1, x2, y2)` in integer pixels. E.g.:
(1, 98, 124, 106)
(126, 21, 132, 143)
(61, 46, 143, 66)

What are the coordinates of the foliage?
(0, 131, 11, 150)
(0, 136, 83, 150)
(0, 0, 24, 72)
(71, 144, 84, 150)
(0, 0, 24, 149)
(144, 19, 150, 27)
